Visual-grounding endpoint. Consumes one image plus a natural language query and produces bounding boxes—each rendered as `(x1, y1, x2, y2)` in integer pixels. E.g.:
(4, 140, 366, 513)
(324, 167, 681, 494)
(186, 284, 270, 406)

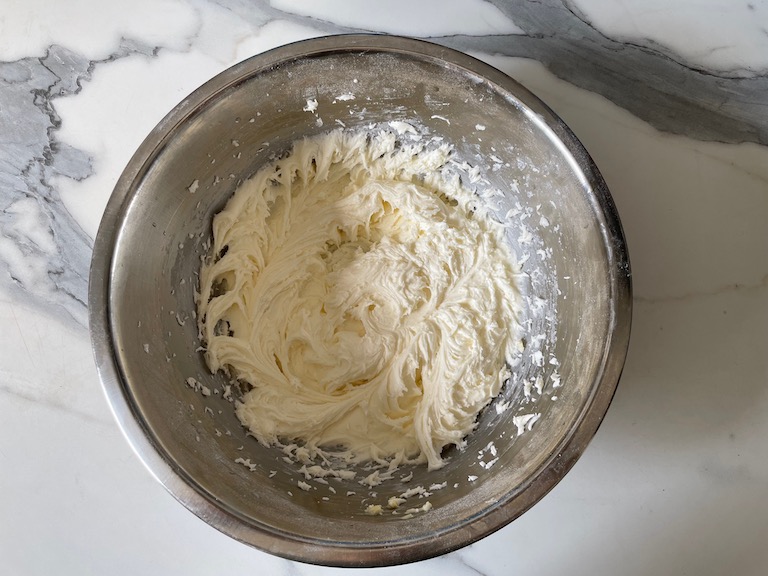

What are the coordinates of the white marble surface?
(1, 1, 767, 574)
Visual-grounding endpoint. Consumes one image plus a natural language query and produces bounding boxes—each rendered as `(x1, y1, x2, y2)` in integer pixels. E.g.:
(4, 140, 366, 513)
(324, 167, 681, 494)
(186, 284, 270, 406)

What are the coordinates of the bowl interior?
(100, 37, 630, 565)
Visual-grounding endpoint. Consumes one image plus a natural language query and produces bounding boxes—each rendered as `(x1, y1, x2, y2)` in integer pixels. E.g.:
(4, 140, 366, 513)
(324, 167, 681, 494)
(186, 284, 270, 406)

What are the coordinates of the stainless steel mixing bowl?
(89, 35, 631, 567)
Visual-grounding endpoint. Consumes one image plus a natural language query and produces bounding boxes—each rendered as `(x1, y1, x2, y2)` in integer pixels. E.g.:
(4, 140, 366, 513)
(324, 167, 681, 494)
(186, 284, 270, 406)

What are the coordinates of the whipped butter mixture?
(197, 127, 521, 470)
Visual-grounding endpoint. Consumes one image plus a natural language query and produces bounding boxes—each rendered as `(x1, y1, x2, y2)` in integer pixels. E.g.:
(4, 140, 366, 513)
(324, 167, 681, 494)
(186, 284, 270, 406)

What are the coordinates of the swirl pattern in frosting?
(197, 127, 521, 470)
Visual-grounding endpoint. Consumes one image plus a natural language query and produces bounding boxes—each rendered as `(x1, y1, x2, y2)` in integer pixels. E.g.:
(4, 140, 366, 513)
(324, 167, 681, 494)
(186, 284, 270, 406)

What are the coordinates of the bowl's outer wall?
(90, 35, 631, 567)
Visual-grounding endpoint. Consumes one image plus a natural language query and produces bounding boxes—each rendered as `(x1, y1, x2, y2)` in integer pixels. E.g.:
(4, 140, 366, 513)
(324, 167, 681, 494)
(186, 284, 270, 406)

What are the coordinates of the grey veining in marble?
(0, 46, 93, 327)
(0, 42, 158, 327)
(455, 0, 768, 146)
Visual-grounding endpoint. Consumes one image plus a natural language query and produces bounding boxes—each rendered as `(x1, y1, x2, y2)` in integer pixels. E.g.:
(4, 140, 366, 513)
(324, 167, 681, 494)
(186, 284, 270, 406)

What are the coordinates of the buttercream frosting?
(197, 126, 521, 470)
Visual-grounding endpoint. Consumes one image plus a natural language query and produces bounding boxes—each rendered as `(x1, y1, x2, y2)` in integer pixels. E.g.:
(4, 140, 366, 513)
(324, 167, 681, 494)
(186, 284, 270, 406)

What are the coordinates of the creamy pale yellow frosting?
(197, 127, 521, 470)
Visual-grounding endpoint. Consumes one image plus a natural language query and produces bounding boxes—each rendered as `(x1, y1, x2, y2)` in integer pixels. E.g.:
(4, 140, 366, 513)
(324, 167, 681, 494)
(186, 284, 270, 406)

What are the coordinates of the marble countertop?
(1, 1, 766, 574)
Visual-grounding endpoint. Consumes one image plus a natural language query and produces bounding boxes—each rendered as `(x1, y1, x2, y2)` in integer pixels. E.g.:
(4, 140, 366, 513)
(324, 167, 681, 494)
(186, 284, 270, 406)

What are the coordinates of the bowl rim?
(89, 33, 632, 567)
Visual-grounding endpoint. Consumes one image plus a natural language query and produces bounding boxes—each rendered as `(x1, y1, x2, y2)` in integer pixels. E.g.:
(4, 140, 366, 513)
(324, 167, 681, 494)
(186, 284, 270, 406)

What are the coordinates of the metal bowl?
(89, 35, 631, 567)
